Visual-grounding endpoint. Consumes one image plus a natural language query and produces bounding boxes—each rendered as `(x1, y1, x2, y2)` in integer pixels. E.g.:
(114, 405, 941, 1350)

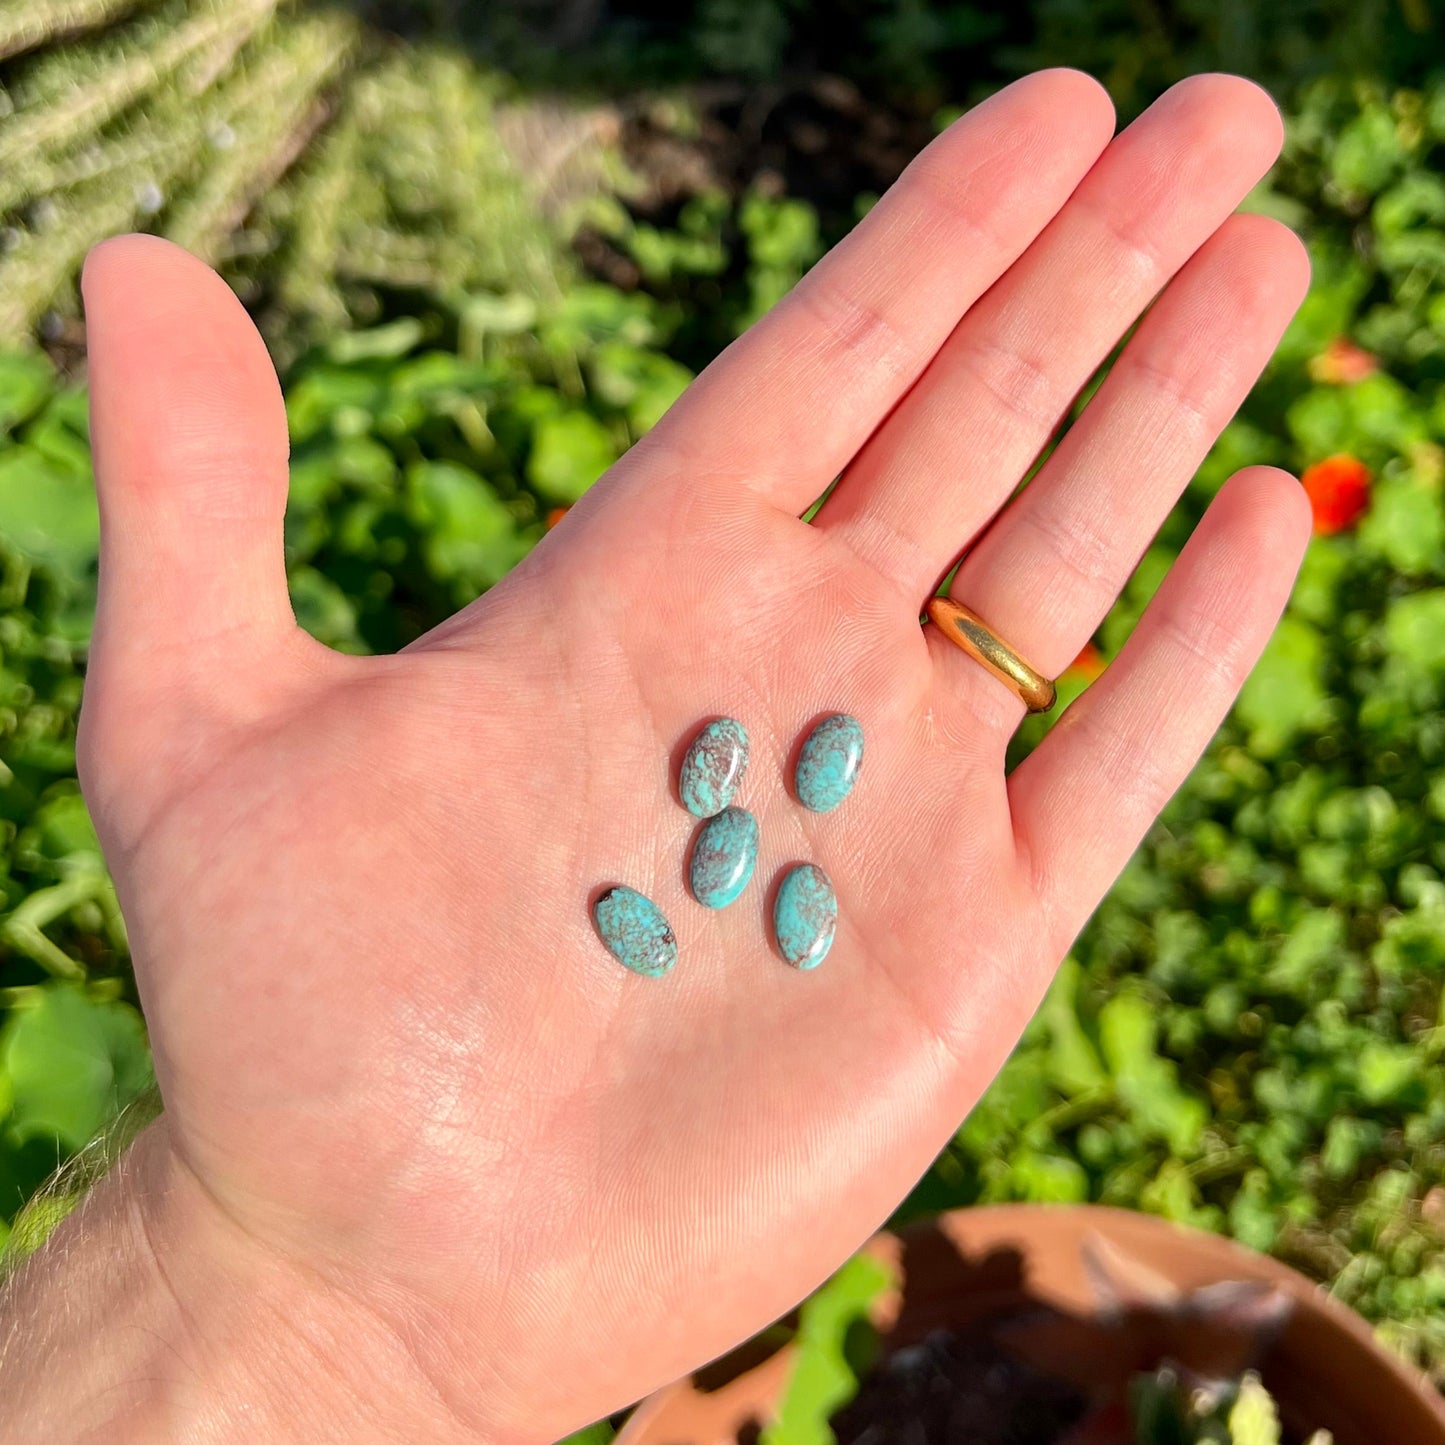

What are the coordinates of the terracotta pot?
(618, 1205, 1445, 1445)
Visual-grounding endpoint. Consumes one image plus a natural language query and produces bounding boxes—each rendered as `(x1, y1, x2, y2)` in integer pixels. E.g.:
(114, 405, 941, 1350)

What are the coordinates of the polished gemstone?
(679, 717, 750, 818)
(773, 863, 837, 970)
(689, 806, 759, 909)
(794, 713, 864, 813)
(593, 886, 677, 977)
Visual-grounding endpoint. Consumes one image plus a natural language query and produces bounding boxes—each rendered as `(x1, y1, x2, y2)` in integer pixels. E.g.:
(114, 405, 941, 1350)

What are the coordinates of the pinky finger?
(1007, 465, 1311, 948)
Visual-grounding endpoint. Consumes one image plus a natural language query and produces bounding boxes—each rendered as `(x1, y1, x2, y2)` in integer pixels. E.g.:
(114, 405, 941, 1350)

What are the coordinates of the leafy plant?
(1130, 1368, 1332, 1445)
(912, 70, 1445, 1383)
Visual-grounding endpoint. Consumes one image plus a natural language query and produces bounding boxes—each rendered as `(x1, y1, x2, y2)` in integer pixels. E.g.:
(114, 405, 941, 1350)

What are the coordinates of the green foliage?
(553, 1424, 616, 1445)
(449, 0, 1435, 121)
(1129, 1369, 1307, 1445)
(763, 1253, 893, 1445)
(903, 69, 1445, 1384)
(281, 282, 690, 653)
(2, 6, 1445, 1416)
(1, 982, 150, 1154)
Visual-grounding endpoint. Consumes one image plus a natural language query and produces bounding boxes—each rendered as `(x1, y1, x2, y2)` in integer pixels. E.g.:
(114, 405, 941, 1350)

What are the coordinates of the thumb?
(79, 236, 304, 822)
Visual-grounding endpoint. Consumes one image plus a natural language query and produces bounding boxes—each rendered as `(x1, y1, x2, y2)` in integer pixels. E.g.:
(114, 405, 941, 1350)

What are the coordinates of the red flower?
(546, 506, 570, 529)
(1308, 337, 1377, 385)
(1068, 642, 1107, 681)
(1301, 454, 1371, 535)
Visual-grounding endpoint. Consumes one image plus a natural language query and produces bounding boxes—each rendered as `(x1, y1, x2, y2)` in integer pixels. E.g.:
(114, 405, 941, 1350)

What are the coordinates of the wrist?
(0, 1119, 530, 1444)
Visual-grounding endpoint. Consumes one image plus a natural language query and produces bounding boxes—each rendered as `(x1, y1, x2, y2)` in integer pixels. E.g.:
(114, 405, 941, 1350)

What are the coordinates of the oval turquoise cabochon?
(689, 806, 759, 909)
(773, 862, 837, 970)
(679, 717, 750, 818)
(794, 713, 864, 813)
(592, 886, 677, 977)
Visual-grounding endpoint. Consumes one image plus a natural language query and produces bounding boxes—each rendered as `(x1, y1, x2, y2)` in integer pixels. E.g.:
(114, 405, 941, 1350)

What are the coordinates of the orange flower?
(1301, 454, 1371, 535)
(546, 506, 570, 529)
(1068, 641, 1107, 681)
(1308, 337, 1377, 385)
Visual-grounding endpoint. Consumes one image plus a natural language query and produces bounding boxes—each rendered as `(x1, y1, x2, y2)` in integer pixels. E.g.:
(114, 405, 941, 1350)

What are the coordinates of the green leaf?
(1373, 901, 1445, 975)
(764, 1252, 893, 1445)
(547, 285, 660, 349)
(1012, 1150, 1089, 1202)
(0, 447, 99, 573)
(327, 318, 426, 363)
(1330, 104, 1406, 198)
(289, 566, 364, 652)
(1289, 537, 1351, 624)
(1235, 616, 1328, 756)
(1323, 1115, 1380, 1179)
(553, 1423, 615, 1445)
(1, 984, 153, 1153)
(25, 391, 93, 478)
(1357, 473, 1444, 574)
(1139, 1158, 1213, 1227)
(1041, 956, 1107, 1096)
(406, 461, 528, 591)
(1357, 1042, 1420, 1106)
(0, 353, 55, 435)
(526, 412, 617, 504)
(1385, 590, 1445, 673)
(2, 1191, 81, 1267)
(1228, 1373, 1282, 1445)
(740, 192, 822, 272)
(589, 342, 693, 434)
(284, 368, 388, 445)
(461, 291, 539, 338)
(1100, 993, 1206, 1156)
(17, 789, 101, 867)
(1266, 908, 1346, 995)
(1287, 374, 1426, 458)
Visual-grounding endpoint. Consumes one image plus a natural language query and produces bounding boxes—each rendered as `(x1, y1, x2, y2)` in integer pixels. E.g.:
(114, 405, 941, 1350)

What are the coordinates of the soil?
(827, 1327, 1088, 1445)
(621, 74, 933, 217)
(574, 73, 932, 293)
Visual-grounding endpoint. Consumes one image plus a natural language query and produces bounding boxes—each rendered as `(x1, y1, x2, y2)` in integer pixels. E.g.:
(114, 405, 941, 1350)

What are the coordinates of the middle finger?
(815, 73, 1284, 598)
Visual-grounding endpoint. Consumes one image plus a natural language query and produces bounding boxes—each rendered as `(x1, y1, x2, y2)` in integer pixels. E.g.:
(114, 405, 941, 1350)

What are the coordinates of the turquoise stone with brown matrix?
(773, 863, 837, 970)
(593, 887, 677, 977)
(794, 714, 864, 813)
(679, 718, 750, 818)
(688, 806, 759, 909)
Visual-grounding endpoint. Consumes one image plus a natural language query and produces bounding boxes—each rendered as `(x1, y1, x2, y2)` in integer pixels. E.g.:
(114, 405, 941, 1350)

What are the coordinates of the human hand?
(3, 69, 1310, 1443)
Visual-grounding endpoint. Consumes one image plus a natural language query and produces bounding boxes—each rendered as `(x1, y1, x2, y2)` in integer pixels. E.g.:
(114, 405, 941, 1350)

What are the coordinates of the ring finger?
(931, 208, 1309, 729)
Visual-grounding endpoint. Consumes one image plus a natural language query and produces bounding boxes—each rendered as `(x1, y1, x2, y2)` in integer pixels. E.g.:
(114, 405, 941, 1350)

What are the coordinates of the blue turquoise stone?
(773, 863, 837, 970)
(689, 806, 759, 909)
(592, 887, 677, 977)
(679, 717, 750, 818)
(794, 713, 864, 813)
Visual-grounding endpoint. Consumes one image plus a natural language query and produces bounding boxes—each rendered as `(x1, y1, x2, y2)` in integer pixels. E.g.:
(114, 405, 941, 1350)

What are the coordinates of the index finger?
(638, 69, 1116, 514)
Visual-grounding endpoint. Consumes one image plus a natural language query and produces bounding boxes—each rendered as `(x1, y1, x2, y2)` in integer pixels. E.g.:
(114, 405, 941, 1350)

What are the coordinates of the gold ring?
(926, 597, 1057, 713)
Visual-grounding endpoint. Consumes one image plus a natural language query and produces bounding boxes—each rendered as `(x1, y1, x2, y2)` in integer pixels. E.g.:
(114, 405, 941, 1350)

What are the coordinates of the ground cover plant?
(1, 11, 1445, 1441)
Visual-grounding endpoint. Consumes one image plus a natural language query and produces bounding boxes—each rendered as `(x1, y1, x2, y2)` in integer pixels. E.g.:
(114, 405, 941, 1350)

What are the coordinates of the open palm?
(75, 69, 1310, 1442)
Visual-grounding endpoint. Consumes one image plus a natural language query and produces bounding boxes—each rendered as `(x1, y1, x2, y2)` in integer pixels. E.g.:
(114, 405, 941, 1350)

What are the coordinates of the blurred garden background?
(2, 0, 1445, 1423)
